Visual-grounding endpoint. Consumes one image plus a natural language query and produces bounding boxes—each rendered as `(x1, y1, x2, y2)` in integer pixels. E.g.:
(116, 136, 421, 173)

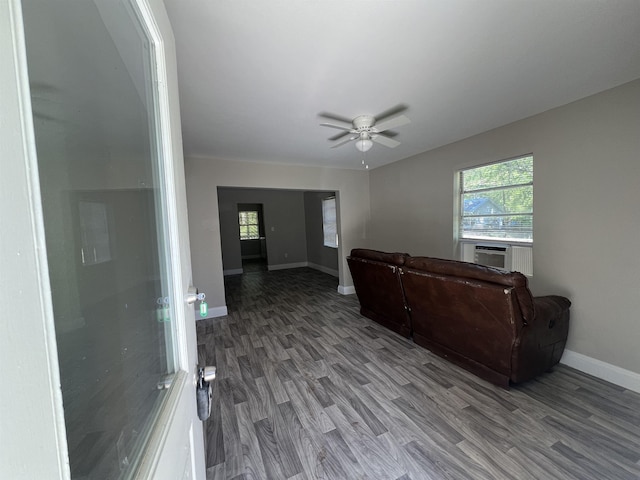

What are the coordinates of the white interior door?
(0, 0, 205, 478)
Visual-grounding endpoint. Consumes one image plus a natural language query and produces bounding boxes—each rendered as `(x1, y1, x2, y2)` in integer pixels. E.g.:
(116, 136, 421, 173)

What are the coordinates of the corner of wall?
(337, 285, 355, 295)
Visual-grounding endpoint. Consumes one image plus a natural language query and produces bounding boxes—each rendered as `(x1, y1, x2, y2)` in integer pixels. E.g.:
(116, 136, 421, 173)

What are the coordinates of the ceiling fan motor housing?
(353, 115, 375, 133)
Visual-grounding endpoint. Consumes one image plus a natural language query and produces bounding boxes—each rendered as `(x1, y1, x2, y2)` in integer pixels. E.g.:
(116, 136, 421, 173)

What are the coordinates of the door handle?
(196, 366, 216, 421)
(185, 286, 205, 305)
(200, 365, 216, 382)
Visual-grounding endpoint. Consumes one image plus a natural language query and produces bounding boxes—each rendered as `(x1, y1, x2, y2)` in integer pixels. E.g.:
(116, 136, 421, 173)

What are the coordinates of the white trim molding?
(223, 268, 244, 276)
(560, 349, 640, 394)
(195, 305, 228, 320)
(337, 285, 356, 295)
(268, 262, 308, 271)
(2, 1, 70, 476)
(307, 262, 339, 278)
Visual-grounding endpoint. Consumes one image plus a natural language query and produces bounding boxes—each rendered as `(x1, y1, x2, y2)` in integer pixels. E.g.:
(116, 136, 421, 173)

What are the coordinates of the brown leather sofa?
(347, 249, 571, 387)
(346, 249, 411, 337)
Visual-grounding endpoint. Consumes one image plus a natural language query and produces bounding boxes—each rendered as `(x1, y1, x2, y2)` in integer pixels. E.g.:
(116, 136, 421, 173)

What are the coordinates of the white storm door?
(1, 0, 205, 479)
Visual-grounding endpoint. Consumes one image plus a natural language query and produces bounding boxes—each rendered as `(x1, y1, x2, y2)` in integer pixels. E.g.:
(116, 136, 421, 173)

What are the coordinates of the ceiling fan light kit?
(355, 137, 373, 152)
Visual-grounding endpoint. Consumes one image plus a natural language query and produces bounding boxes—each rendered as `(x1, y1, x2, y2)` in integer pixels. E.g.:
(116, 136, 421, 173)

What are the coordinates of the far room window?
(238, 210, 260, 240)
(459, 155, 533, 243)
(322, 197, 338, 248)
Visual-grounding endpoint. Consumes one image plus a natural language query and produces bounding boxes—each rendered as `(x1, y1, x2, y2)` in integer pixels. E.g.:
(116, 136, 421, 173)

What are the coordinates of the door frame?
(0, 0, 70, 476)
(0, 0, 205, 478)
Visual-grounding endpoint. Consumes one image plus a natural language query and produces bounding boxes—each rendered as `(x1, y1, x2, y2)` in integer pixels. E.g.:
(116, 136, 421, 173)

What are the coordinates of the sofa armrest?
(511, 295, 570, 383)
(533, 295, 571, 329)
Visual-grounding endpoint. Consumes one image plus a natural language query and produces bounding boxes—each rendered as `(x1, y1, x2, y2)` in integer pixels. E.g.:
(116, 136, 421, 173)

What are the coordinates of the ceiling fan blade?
(379, 130, 399, 138)
(371, 133, 401, 148)
(318, 112, 354, 130)
(373, 114, 411, 132)
(329, 130, 352, 142)
(320, 122, 354, 132)
(373, 103, 408, 122)
(331, 135, 358, 148)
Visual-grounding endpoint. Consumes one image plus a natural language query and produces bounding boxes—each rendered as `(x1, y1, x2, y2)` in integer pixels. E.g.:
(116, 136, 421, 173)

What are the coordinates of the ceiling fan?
(319, 104, 410, 152)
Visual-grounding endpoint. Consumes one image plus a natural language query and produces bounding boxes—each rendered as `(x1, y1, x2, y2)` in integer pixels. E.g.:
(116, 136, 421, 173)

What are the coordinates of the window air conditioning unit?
(461, 242, 533, 276)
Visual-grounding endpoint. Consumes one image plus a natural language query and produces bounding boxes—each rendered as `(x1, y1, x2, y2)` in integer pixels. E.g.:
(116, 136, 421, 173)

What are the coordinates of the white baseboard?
(560, 349, 640, 394)
(229, 261, 339, 277)
(337, 285, 356, 295)
(268, 262, 308, 271)
(195, 305, 228, 320)
(308, 262, 339, 277)
(223, 268, 244, 276)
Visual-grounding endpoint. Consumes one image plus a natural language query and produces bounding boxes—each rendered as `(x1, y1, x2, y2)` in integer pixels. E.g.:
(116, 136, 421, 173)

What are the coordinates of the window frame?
(238, 210, 260, 241)
(458, 155, 533, 244)
(322, 197, 338, 248)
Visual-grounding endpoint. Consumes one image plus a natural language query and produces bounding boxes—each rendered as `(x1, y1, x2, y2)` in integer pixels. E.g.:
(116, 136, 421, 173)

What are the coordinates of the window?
(322, 197, 338, 248)
(238, 210, 260, 240)
(78, 200, 112, 265)
(459, 155, 533, 242)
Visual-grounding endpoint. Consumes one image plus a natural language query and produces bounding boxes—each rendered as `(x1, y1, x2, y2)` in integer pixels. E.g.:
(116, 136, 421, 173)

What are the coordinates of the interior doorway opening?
(217, 187, 340, 278)
(238, 203, 267, 272)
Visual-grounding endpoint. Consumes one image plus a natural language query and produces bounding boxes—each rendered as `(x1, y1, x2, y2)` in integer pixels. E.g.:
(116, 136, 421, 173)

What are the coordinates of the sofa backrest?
(402, 256, 534, 376)
(347, 249, 411, 336)
(404, 256, 534, 323)
(349, 248, 407, 266)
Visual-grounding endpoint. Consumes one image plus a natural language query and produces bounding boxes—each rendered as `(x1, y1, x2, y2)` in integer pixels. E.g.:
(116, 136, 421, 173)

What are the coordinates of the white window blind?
(460, 155, 533, 242)
(322, 197, 338, 248)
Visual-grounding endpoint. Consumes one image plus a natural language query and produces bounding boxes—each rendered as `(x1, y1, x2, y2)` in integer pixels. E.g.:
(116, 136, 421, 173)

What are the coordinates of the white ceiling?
(164, 1, 640, 170)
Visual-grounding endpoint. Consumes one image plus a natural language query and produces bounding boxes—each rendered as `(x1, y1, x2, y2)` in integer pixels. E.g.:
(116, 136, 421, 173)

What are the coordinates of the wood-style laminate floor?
(197, 267, 640, 480)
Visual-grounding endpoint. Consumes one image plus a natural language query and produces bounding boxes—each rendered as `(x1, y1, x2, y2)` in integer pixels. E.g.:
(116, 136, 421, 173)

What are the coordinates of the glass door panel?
(22, 0, 178, 477)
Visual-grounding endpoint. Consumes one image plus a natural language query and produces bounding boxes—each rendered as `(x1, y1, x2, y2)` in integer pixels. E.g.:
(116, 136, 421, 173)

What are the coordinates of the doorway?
(217, 187, 340, 278)
(238, 203, 267, 272)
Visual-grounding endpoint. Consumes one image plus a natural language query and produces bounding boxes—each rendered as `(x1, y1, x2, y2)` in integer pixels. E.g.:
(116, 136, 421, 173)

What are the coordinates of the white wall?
(185, 157, 370, 309)
(369, 79, 640, 376)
